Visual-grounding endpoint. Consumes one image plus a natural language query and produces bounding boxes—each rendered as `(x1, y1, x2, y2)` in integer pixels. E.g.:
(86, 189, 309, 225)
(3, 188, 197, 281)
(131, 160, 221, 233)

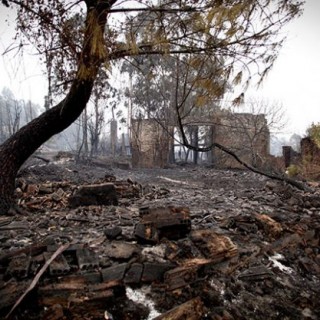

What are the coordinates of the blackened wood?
(134, 222, 159, 244)
(153, 297, 205, 320)
(68, 183, 118, 207)
(238, 265, 274, 281)
(135, 206, 191, 243)
(141, 262, 174, 283)
(190, 230, 238, 263)
(0, 244, 47, 264)
(38, 284, 114, 307)
(114, 180, 141, 198)
(37, 272, 103, 304)
(164, 266, 197, 291)
(0, 3, 112, 214)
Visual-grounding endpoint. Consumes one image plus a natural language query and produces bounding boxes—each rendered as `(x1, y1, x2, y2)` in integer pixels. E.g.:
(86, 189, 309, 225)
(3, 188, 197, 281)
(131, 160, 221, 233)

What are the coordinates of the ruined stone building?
(283, 137, 320, 180)
(131, 112, 270, 169)
(131, 119, 172, 168)
(213, 112, 270, 168)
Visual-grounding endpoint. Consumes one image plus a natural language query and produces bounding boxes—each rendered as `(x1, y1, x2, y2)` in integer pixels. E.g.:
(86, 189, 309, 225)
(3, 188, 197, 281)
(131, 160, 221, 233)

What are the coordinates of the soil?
(0, 153, 320, 320)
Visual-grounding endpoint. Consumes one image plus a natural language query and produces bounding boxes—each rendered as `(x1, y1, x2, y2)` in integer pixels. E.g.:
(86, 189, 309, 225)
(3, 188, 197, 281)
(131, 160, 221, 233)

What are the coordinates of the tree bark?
(0, 2, 112, 214)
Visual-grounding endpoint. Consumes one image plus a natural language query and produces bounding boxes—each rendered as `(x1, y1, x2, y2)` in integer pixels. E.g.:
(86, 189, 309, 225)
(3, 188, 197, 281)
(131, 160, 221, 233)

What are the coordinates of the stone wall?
(131, 119, 171, 168)
(213, 113, 270, 168)
(131, 113, 270, 169)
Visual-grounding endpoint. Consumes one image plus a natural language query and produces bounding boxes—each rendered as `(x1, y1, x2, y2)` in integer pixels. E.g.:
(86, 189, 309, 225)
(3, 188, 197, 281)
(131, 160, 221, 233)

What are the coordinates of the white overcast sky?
(0, 0, 319, 136)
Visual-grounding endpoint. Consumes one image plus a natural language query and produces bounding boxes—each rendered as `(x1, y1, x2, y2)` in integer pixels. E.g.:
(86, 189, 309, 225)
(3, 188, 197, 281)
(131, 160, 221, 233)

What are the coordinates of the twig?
(5, 243, 70, 319)
(173, 113, 313, 192)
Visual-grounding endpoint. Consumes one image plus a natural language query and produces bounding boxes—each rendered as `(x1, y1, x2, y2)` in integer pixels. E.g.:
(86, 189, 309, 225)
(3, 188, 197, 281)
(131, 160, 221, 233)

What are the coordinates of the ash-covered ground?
(1, 153, 320, 319)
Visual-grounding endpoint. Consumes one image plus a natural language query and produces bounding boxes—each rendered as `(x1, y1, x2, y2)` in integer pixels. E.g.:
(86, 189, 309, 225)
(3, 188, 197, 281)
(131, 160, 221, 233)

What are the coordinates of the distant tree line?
(0, 87, 41, 144)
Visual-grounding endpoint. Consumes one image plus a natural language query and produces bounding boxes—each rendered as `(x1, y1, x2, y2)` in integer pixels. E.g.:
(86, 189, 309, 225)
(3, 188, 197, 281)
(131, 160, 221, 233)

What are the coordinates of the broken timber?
(0, 201, 243, 317)
(68, 183, 118, 207)
(153, 297, 205, 320)
(134, 206, 191, 243)
(68, 180, 141, 207)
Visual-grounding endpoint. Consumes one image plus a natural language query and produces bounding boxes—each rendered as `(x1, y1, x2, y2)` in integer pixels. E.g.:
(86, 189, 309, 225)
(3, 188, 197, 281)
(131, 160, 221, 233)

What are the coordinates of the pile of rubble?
(0, 156, 320, 319)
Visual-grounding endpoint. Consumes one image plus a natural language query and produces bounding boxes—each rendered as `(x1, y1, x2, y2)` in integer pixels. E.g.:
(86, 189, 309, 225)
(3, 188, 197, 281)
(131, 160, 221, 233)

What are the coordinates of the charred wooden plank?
(38, 270, 120, 308)
(38, 284, 114, 307)
(153, 297, 205, 320)
(190, 230, 238, 263)
(238, 265, 274, 281)
(68, 183, 118, 207)
(68, 288, 114, 304)
(114, 180, 141, 198)
(135, 206, 191, 243)
(51, 272, 102, 287)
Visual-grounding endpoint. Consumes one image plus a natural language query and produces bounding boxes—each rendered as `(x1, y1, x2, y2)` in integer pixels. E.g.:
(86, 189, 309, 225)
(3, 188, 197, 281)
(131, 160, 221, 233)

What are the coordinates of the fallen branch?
(5, 243, 70, 319)
(33, 155, 50, 163)
(174, 115, 312, 192)
(213, 142, 312, 192)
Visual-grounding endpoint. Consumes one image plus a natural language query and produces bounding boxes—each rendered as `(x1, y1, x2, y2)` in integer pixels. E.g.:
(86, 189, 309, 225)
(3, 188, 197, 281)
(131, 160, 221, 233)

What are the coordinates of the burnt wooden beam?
(153, 297, 205, 320)
(135, 206, 191, 243)
(68, 183, 118, 207)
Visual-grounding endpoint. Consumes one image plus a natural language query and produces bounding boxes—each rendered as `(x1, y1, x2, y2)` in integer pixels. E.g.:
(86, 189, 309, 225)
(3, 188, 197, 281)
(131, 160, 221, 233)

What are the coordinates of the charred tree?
(0, 2, 113, 214)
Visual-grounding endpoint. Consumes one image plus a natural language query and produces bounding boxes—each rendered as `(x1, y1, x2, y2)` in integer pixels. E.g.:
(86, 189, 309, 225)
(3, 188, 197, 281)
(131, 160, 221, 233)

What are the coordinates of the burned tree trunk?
(0, 2, 112, 215)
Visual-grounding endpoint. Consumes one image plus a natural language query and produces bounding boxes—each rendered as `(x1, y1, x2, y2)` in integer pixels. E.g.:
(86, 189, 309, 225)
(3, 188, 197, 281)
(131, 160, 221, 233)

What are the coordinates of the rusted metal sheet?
(68, 183, 118, 207)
